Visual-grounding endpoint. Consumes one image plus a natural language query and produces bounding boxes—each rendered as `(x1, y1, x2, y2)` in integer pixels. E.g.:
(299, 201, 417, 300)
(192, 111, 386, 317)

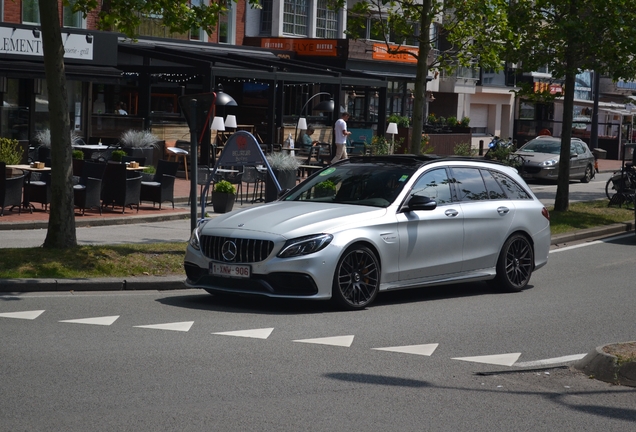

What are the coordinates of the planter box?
(212, 192, 235, 213)
(265, 169, 297, 202)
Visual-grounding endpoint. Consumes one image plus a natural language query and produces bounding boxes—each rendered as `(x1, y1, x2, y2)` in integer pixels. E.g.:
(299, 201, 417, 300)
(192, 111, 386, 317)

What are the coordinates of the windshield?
(519, 139, 561, 154)
(283, 162, 417, 208)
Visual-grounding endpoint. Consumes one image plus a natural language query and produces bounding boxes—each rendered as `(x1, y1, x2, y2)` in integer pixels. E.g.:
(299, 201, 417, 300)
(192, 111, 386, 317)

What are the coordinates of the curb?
(573, 344, 636, 387)
(0, 276, 185, 293)
(550, 221, 635, 245)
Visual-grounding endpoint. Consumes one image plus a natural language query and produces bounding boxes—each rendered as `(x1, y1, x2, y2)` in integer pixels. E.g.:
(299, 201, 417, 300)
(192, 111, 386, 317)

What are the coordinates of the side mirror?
(405, 195, 437, 211)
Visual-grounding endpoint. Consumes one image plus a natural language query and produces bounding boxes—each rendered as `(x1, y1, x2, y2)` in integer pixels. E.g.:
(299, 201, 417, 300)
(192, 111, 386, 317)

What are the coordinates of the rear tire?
(331, 245, 380, 310)
(493, 234, 533, 292)
(605, 177, 616, 200)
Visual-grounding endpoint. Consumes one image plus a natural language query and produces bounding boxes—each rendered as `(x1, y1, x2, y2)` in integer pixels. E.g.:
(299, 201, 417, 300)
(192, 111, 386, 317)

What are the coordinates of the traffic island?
(573, 342, 636, 387)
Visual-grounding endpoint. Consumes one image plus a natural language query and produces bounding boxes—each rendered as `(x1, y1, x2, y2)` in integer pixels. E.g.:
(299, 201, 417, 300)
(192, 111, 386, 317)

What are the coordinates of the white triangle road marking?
(372, 343, 439, 356)
(212, 328, 274, 339)
(134, 321, 194, 332)
(59, 315, 120, 326)
(293, 335, 354, 347)
(0, 310, 45, 320)
(452, 352, 521, 367)
(515, 354, 587, 368)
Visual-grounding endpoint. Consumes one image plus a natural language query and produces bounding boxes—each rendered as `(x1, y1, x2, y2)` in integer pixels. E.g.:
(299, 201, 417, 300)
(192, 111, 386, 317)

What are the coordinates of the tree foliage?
(342, 0, 511, 154)
(505, 0, 636, 212)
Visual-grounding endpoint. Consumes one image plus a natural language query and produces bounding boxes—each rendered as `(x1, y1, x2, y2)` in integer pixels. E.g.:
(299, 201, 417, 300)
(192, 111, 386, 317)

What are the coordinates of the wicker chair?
(140, 159, 179, 209)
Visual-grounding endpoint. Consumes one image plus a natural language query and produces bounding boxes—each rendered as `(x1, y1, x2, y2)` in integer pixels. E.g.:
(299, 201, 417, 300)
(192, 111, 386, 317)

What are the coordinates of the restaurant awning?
(0, 60, 123, 84)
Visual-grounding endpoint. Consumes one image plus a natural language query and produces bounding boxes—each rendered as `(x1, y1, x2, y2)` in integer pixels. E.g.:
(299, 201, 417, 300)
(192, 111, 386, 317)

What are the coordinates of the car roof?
(345, 154, 510, 169)
(532, 135, 585, 143)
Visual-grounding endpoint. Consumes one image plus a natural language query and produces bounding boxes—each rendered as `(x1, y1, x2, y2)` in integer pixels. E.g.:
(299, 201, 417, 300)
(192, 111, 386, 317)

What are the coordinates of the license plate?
(210, 262, 251, 278)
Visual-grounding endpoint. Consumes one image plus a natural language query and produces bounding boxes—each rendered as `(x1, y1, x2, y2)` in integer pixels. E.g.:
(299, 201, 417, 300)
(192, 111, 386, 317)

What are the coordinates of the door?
(451, 167, 515, 271)
(397, 168, 464, 281)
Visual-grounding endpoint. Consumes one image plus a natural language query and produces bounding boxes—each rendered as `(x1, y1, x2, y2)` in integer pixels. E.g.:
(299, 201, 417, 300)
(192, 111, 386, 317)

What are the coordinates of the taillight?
(541, 207, 550, 221)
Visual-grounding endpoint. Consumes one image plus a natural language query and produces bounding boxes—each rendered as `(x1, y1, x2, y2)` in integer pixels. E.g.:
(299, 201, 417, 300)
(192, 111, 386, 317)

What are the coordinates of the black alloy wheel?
(332, 245, 380, 310)
(493, 234, 534, 292)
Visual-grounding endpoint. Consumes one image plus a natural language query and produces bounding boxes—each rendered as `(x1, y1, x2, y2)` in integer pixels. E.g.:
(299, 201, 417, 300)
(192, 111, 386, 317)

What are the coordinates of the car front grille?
(200, 235, 274, 263)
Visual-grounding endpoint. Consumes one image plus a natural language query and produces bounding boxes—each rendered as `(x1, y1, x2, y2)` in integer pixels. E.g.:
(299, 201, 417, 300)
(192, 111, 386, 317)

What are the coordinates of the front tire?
(581, 165, 593, 183)
(332, 245, 380, 310)
(493, 234, 534, 292)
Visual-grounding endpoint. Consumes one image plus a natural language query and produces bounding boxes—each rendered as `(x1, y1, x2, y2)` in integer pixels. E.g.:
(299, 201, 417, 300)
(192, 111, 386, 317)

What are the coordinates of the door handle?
(445, 209, 459, 217)
(497, 206, 510, 215)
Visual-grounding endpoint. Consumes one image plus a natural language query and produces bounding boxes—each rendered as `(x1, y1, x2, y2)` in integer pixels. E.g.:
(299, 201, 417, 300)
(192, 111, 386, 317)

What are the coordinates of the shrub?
(111, 150, 127, 162)
(454, 142, 476, 156)
(119, 130, 160, 149)
(388, 114, 410, 128)
(370, 136, 390, 155)
(446, 116, 458, 127)
(460, 116, 470, 127)
(0, 138, 23, 165)
(214, 179, 236, 194)
(72, 150, 84, 160)
(267, 152, 300, 171)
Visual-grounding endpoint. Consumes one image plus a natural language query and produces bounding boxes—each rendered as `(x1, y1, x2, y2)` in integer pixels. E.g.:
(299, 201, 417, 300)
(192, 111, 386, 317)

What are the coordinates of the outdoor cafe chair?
(140, 159, 179, 209)
(1, 162, 26, 216)
(73, 161, 107, 215)
(101, 162, 141, 213)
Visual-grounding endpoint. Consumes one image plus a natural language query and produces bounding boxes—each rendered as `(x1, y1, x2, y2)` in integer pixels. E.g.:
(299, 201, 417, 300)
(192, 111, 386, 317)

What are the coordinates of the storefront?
(0, 24, 120, 143)
(113, 37, 387, 165)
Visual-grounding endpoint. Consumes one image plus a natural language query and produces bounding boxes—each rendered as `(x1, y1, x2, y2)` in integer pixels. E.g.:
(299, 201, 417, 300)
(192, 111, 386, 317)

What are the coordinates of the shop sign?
(0, 27, 93, 60)
(371, 43, 418, 64)
(259, 38, 338, 57)
(533, 82, 562, 94)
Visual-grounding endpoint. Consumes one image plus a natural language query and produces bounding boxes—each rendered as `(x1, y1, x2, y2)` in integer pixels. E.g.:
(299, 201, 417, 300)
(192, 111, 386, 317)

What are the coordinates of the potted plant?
(119, 130, 160, 165)
(313, 180, 337, 198)
(264, 152, 300, 202)
(0, 137, 24, 177)
(212, 179, 236, 213)
(111, 149, 127, 163)
(72, 149, 85, 176)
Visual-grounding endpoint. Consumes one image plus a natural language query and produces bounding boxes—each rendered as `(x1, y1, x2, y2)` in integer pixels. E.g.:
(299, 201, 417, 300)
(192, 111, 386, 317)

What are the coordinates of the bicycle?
(605, 165, 636, 208)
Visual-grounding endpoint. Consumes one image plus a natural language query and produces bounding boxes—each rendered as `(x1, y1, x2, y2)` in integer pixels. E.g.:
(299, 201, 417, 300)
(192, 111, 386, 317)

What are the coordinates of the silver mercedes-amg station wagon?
(184, 155, 551, 310)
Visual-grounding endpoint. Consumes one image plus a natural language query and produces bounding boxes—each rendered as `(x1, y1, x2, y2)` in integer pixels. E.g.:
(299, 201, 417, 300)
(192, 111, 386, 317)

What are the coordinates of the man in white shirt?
(332, 112, 351, 164)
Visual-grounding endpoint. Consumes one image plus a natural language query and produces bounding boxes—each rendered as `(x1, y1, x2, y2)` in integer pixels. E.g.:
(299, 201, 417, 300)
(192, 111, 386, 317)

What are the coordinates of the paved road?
(0, 173, 618, 249)
(2, 232, 635, 431)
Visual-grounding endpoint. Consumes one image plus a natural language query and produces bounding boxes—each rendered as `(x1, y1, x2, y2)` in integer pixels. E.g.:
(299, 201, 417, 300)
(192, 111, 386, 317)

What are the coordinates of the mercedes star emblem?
(221, 240, 238, 262)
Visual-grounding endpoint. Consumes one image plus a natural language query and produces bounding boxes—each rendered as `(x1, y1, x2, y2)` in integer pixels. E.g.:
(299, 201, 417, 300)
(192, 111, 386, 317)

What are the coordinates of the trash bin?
(592, 148, 607, 160)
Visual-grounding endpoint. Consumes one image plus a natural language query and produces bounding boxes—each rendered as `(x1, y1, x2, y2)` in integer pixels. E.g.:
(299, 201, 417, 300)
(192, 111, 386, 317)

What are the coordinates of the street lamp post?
(179, 89, 237, 231)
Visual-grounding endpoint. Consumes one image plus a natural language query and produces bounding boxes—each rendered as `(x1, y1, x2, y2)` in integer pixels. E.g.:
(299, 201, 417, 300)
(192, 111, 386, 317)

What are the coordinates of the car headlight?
(540, 159, 558, 167)
(278, 234, 333, 258)
(188, 219, 209, 250)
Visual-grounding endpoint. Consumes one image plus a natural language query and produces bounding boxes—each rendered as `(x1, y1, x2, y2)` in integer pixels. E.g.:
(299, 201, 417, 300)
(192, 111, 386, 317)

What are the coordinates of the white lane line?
(0, 310, 45, 320)
(293, 335, 355, 347)
(372, 343, 439, 356)
(452, 353, 521, 367)
(134, 321, 194, 332)
(514, 354, 587, 368)
(551, 232, 634, 253)
(59, 315, 119, 326)
(212, 328, 274, 339)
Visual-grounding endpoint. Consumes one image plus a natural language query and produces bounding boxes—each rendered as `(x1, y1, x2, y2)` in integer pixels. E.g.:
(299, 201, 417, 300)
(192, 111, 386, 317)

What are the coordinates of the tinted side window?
(452, 168, 489, 201)
(480, 169, 506, 199)
(411, 168, 453, 204)
(490, 171, 531, 200)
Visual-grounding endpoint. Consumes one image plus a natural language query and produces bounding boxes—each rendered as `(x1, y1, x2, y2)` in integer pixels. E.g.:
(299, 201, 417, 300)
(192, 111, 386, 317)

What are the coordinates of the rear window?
(490, 171, 531, 200)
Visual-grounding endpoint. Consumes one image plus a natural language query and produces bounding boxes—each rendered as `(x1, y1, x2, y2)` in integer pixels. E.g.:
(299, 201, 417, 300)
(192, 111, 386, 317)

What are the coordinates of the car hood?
(202, 201, 388, 238)
(515, 151, 559, 164)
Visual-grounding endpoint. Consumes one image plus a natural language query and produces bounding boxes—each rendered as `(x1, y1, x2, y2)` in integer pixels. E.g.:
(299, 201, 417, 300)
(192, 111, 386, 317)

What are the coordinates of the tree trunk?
(410, 0, 433, 155)
(553, 56, 576, 212)
(39, 0, 77, 248)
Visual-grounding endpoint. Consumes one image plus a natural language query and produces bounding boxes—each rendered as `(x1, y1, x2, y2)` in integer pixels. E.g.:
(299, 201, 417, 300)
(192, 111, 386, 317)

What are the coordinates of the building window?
(63, 0, 83, 28)
(260, 0, 273, 35)
(316, 0, 338, 38)
(216, 0, 234, 43)
(137, 12, 189, 40)
(22, 0, 40, 24)
(283, 0, 308, 36)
